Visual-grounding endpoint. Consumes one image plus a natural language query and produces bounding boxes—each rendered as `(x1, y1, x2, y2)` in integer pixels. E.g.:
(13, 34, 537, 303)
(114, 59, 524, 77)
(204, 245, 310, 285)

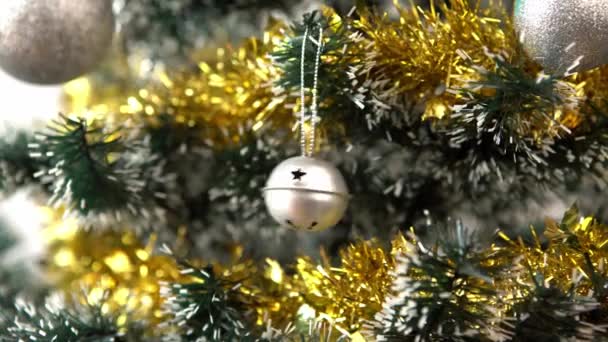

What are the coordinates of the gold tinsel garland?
(498, 205, 608, 300)
(63, 20, 294, 147)
(352, 0, 593, 143)
(44, 202, 407, 337)
(42, 207, 186, 327)
(62, 1, 608, 148)
(45, 206, 608, 338)
(294, 235, 408, 333)
(44, 0, 608, 339)
(353, 0, 515, 108)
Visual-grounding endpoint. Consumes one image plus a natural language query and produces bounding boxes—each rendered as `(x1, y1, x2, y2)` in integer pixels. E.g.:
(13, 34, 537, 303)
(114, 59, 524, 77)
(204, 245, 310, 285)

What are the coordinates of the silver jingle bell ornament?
(263, 156, 349, 231)
(514, 0, 608, 74)
(0, 0, 115, 84)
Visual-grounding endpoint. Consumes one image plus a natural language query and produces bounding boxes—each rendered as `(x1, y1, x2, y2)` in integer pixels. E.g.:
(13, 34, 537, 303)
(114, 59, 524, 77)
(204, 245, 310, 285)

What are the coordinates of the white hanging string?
(309, 26, 323, 157)
(299, 27, 309, 156)
(299, 26, 324, 157)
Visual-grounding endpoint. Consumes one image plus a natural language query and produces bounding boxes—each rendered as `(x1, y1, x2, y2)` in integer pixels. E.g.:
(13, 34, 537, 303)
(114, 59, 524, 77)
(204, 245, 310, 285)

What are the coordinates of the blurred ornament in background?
(264, 156, 349, 231)
(0, 190, 46, 266)
(514, 0, 608, 74)
(0, 0, 115, 84)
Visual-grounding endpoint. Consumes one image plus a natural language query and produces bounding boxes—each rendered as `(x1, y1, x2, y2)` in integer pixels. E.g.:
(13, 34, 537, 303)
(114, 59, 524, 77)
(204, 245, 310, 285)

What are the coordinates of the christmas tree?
(1, 0, 608, 340)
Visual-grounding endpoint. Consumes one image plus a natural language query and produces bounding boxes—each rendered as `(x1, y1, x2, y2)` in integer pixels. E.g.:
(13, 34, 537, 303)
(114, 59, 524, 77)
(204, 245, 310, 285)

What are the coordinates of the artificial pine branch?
(1, 296, 130, 342)
(272, 10, 366, 140)
(161, 263, 253, 341)
(546, 204, 608, 299)
(408, 48, 608, 199)
(539, 204, 608, 331)
(441, 48, 576, 191)
(0, 218, 49, 331)
(496, 204, 608, 340)
(367, 222, 506, 341)
(8, 1, 608, 340)
(0, 221, 20, 330)
(30, 114, 137, 216)
(0, 131, 39, 192)
(545, 101, 608, 186)
(505, 272, 604, 342)
(143, 114, 205, 158)
(210, 137, 285, 220)
(29, 114, 171, 223)
(258, 319, 349, 341)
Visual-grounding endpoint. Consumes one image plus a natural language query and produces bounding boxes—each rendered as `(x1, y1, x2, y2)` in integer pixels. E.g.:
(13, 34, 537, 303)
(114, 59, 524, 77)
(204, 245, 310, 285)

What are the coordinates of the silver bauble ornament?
(263, 156, 349, 231)
(514, 0, 608, 74)
(0, 0, 115, 84)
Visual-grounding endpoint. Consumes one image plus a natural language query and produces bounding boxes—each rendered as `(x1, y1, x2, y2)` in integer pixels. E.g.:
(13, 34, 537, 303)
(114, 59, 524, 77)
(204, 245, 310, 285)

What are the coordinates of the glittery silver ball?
(514, 0, 608, 73)
(263, 156, 349, 231)
(0, 0, 114, 84)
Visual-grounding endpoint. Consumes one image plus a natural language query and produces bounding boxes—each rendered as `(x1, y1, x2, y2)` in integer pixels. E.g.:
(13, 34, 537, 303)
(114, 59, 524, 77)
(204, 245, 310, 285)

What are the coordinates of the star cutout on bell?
(291, 168, 306, 181)
(263, 156, 350, 232)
